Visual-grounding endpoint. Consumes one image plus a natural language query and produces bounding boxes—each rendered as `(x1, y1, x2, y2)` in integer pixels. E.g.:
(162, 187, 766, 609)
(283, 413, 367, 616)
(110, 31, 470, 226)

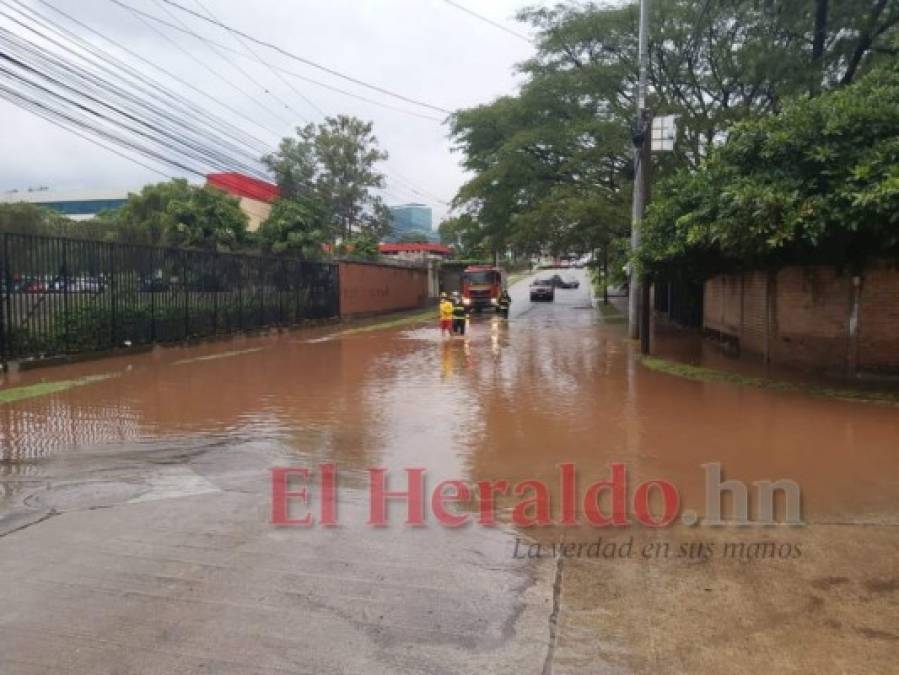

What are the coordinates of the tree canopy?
(638, 57, 899, 278)
(111, 179, 249, 251)
(256, 196, 327, 258)
(449, 0, 899, 262)
(263, 115, 391, 244)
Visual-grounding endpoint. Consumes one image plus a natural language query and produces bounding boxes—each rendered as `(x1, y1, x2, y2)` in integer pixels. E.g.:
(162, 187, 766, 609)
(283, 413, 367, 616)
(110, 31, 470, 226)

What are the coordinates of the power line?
(155, 0, 452, 115)
(188, 0, 325, 119)
(108, 0, 297, 128)
(1, 3, 273, 161)
(110, 0, 450, 204)
(120, 0, 445, 123)
(0, 87, 177, 180)
(146, 0, 310, 125)
(0, 38, 267, 175)
(32, 0, 283, 144)
(440, 0, 531, 43)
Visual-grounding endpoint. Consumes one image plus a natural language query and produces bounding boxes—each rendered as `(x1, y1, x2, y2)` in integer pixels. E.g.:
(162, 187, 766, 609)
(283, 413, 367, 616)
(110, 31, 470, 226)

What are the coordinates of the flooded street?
(0, 270, 897, 674)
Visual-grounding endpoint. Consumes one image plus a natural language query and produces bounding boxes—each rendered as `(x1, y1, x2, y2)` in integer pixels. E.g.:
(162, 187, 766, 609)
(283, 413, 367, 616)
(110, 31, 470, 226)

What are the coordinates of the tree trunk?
(811, 0, 829, 94)
(602, 246, 609, 305)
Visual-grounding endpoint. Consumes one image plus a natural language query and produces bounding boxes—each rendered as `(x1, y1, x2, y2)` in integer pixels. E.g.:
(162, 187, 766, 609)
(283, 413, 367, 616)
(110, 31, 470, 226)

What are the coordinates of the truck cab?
(461, 265, 505, 312)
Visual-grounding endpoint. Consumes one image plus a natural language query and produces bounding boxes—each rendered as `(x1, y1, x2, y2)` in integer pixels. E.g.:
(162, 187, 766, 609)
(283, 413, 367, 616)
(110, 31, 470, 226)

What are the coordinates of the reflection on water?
(1, 300, 897, 523)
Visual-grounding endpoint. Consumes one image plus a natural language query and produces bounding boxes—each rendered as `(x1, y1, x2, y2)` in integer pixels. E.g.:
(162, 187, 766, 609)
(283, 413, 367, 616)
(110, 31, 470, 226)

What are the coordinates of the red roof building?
(378, 243, 451, 259)
(206, 173, 280, 203)
(206, 173, 280, 231)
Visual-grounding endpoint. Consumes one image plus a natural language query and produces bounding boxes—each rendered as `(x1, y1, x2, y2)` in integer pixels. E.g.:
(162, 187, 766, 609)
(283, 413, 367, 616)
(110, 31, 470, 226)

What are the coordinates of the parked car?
(140, 276, 171, 292)
(530, 278, 555, 302)
(548, 274, 580, 289)
(23, 278, 47, 293)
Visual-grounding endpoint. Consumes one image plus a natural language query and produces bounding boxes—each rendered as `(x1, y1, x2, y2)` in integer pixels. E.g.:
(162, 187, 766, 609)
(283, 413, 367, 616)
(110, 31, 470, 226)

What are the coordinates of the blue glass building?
(387, 203, 434, 241)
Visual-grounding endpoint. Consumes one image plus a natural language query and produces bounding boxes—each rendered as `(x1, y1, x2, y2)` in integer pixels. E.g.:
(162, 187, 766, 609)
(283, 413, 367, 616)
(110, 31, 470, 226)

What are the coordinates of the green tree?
(167, 185, 250, 251)
(263, 115, 390, 244)
(638, 58, 899, 278)
(450, 0, 898, 258)
(344, 234, 379, 259)
(111, 180, 248, 250)
(0, 202, 76, 237)
(258, 197, 327, 258)
(438, 214, 489, 259)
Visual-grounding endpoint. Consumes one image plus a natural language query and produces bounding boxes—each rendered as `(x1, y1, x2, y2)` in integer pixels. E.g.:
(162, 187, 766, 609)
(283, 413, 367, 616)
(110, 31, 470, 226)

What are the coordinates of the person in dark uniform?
(498, 289, 511, 317)
(451, 292, 467, 336)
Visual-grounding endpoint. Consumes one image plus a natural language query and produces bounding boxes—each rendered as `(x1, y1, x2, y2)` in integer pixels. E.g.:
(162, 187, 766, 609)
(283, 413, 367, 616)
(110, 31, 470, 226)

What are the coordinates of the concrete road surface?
(0, 268, 897, 674)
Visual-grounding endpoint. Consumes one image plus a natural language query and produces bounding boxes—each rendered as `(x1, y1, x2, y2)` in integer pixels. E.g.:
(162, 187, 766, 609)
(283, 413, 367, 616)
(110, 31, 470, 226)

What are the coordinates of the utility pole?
(627, 0, 651, 340)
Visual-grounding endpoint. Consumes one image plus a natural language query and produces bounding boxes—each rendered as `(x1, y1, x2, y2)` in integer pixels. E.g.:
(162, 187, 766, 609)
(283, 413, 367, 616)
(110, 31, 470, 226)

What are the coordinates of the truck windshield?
(464, 271, 495, 284)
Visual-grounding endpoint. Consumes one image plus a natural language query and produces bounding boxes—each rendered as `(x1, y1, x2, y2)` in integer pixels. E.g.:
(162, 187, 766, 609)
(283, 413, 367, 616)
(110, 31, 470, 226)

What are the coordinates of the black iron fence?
(0, 232, 339, 365)
(653, 278, 704, 328)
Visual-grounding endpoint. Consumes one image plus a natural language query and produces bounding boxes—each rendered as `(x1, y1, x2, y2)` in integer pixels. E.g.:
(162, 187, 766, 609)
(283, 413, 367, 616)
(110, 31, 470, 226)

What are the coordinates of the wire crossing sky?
(1, 0, 537, 222)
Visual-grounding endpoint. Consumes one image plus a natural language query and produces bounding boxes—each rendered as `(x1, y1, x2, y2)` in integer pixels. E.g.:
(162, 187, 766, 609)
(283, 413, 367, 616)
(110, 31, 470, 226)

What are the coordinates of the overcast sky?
(0, 0, 542, 225)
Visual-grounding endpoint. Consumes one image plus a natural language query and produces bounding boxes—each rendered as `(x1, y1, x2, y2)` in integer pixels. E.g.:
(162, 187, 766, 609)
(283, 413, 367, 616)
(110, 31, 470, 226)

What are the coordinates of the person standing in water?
(451, 292, 467, 336)
(438, 292, 454, 337)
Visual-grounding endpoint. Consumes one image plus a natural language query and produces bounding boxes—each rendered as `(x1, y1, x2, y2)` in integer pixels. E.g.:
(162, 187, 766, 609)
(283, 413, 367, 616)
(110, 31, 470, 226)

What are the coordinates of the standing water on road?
(0, 270, 897, 673)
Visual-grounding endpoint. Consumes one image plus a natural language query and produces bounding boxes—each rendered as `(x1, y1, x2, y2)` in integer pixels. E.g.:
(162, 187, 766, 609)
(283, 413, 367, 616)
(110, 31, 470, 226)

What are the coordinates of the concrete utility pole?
(627, 0, 651, 339)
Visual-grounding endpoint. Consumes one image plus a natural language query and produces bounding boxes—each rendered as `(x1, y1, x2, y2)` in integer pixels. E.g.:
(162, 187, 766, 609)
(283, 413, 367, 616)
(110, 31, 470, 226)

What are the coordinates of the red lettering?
(431, 480, 471, 527)
(512, 480, 552, 527)
(271, 467, 313, 526)
(583, 463, 629, 527)
(320, 463, 338, 527)
(476, 480, 508, 526)
(559, 463, 577, 525)
(633, 479, 680, 527)
(368, 468, 426, 527)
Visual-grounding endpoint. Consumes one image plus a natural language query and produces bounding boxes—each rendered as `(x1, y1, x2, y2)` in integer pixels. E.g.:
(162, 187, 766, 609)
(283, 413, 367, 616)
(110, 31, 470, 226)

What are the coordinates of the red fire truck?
(461, 265, 505, 312)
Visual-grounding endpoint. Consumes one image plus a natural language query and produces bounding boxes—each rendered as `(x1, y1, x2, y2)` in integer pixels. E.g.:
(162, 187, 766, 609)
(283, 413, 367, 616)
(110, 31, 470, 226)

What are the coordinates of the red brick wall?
(703, 275, 725, 332)
(772, 267, 851, 369)
(702, 262, 899, 374)
(339, 261, 428, 317)
(741, 271, 768, 355)
(858, 261, 899, 372)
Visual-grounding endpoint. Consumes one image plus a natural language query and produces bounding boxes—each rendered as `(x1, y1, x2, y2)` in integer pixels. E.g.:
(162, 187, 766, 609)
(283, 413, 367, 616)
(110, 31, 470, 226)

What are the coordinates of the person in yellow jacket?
(438, 292, 454, 336)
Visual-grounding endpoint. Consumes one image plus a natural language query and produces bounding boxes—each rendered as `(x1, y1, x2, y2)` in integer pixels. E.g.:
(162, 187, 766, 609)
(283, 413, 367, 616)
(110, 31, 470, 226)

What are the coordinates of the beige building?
(205, 172, 279, 231)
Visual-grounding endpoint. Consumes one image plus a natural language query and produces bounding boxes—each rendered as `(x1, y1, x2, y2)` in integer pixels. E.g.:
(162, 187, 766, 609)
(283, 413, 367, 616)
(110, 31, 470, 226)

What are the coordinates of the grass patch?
(339, 309, 435, 336)
(597, 302, 623, 318)
(0, 373, 119, 404)
(640, 356, 899, 406)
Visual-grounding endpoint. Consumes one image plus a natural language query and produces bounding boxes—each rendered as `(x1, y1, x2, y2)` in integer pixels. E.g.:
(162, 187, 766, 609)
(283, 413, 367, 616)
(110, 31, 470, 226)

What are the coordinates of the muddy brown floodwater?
(0, 269, 897, 674)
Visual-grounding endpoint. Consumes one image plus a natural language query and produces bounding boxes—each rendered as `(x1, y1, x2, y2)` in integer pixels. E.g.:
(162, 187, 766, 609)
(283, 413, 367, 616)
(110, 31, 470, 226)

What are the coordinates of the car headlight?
(463, 297, 471, 305)
(490, 297, 498, 304)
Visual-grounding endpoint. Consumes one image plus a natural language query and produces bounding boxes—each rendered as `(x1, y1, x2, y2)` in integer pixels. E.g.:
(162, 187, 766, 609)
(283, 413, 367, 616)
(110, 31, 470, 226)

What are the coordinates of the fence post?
(238, 258, 244, 331)
(0, 234, 8, 368)
(183, 253, 189, 340)
(334, 263, 341, 318)
(109, 243, 117, 348)
(62, 238, 69, 349)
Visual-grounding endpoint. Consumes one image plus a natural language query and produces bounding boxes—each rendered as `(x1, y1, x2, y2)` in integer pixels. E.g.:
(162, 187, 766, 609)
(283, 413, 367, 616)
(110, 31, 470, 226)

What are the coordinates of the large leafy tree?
(638, 58, 899, 278)
(257, 197, 327, 258)
(263, 115, 391, 244)
(450, 0, 898, 257)
(110, 180, 248, 251)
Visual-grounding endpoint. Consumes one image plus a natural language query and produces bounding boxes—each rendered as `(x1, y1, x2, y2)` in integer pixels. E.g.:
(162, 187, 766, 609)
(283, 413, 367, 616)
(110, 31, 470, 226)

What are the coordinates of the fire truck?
(461, 265, 505, 312)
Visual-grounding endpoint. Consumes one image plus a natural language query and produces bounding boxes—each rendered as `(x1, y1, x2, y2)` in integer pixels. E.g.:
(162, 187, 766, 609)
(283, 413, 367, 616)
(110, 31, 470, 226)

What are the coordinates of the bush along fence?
(0, 232, 340, 366)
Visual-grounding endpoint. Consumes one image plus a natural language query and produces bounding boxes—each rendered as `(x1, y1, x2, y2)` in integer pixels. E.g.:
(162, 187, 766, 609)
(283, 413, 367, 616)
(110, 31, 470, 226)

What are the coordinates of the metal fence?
(653, 278, 704, 328)
(0, 232, 340, 365)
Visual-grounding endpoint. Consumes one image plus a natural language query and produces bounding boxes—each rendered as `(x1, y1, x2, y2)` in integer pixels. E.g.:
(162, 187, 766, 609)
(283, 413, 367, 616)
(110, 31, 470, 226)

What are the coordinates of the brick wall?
(338, 261, 428, 317)
(703, 276, 725, 332)
(858, 261, 899, 372)
(702, 262, 899, 375)
(741, 271, 768, 355)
